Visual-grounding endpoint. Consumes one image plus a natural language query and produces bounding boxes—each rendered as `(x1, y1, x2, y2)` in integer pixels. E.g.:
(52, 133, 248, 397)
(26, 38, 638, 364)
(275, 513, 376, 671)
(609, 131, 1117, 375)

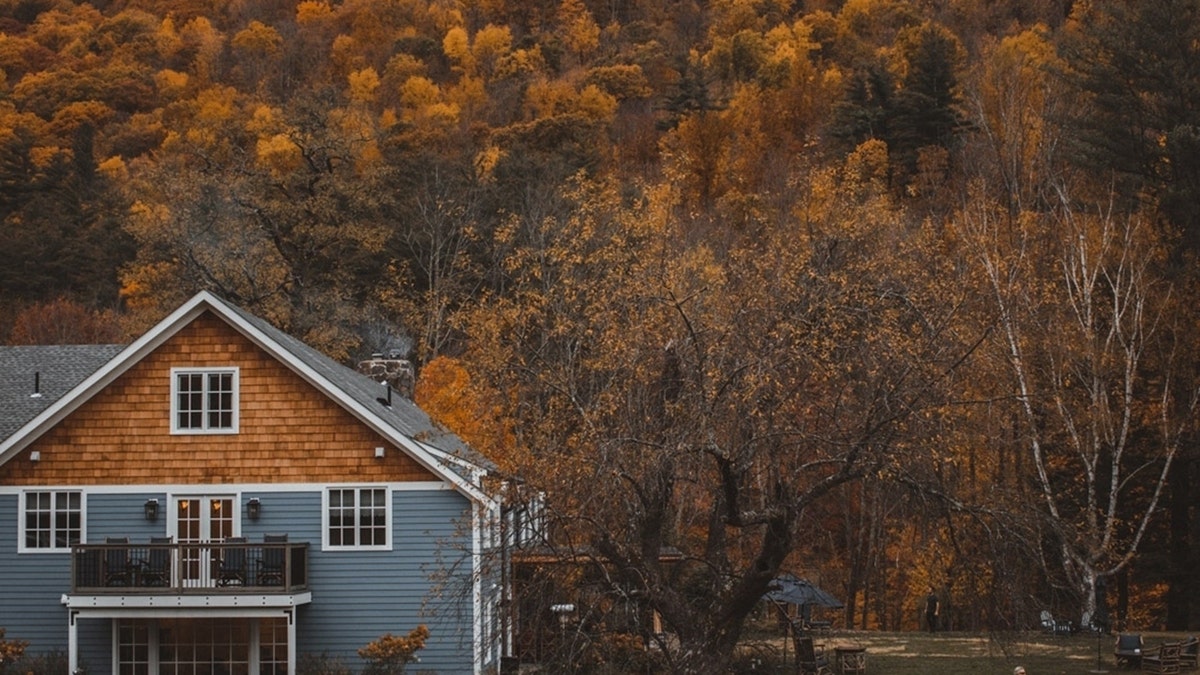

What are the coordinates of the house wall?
(0, 312, 436, 485)
(1, 308, 496, 672)
(0, 487, 485, 674)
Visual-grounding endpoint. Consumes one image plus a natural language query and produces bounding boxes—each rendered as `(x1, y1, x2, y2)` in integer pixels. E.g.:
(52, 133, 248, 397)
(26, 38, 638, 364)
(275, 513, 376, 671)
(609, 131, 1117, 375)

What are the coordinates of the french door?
(173, 495, 236, 587)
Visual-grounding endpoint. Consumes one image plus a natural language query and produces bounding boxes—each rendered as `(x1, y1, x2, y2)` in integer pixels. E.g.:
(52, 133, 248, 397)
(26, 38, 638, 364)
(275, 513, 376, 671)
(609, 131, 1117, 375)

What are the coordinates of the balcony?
(70, 540, 309, 594)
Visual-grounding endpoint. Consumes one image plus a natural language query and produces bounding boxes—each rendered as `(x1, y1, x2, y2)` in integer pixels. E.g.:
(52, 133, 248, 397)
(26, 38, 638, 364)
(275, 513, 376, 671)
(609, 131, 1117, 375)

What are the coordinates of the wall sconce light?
(144, 499, 159, 521)
(246, 498, 261, 521)
(29, 450, 40, 462)
(375, 446, 385, 459)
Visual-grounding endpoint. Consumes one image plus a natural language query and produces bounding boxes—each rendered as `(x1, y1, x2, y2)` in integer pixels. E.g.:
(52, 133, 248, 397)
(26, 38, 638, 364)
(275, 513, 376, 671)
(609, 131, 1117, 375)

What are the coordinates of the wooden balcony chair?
(216, 536, 247, 586)
(1142, 642, 1181, 675)
(256, 533, 288, 586)
(103, 536, 133, 586)
(139, 536, 172, 587)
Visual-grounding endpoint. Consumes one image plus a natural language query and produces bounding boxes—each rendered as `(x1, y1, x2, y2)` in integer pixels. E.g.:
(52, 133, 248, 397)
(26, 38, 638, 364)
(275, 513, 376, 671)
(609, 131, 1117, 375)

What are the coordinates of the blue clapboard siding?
(3, 487, 484, 673)
(297, 487, 478, 672)
(0, 493, 71, 650)
(0, 491, 168, 655)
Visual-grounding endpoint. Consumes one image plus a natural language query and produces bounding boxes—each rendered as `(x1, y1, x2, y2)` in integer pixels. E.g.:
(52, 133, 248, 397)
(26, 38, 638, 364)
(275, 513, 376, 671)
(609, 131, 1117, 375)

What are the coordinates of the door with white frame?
(173, 495, 236, 587)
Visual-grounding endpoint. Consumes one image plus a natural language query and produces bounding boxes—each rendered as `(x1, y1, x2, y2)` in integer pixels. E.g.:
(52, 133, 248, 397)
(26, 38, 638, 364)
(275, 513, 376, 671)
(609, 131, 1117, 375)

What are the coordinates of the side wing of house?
(0, 304, 502, 674)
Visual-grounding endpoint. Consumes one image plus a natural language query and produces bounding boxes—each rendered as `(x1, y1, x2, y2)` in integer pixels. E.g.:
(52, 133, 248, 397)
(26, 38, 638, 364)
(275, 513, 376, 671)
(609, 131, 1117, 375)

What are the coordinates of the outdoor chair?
(1115, 634, 1145, 669)
(256, 533, 287, 586)
(1142, 642, 1181, 674)
(140, 536, 172, 587)
(1041, 609, 1074, 636)
(794, 635, 831, 675)
(1179, 637, 1198, 670)
(103, 536, 133, 586)
(216, 536, 247, 586)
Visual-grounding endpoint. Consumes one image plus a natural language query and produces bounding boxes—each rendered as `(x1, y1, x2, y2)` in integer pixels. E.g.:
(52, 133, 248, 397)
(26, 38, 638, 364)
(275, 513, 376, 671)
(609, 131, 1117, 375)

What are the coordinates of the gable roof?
(0, 291, 494, 502)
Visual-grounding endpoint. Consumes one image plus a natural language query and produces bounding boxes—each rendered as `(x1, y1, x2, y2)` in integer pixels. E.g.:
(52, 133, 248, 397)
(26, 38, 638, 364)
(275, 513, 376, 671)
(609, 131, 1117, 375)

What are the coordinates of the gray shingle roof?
(219, 301, 496, 471)
(0, 345, 126, 441)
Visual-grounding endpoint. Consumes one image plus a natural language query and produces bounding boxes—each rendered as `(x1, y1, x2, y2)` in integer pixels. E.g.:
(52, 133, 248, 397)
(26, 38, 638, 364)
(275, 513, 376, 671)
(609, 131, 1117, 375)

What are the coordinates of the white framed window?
(323, 487, 390, 550)
(20, 489, 84, 552)
(170, 367, 239, 434)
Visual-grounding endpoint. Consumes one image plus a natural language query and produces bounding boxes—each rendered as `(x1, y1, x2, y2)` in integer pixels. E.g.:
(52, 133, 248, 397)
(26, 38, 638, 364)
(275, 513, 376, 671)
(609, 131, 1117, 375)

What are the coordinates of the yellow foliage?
(422, 102, 460, 125)
(400, 76, 439, 108)
(231, 20, 283, 55)
(357, 625, 429, 672)
(557, 0, 600, 60)
(494, 46, 546, 80)
(49, 100, 113, 135)
(256, 133, 302, 175)
(155, 69, 190, 97)
(331, 34, 366, 75)
(523, 78, 575, 119)
(348, 67, 381, 104)
(474, 145, 505, 182)
(576, 84, 617, 121)
(445, 75, 487, 120)
(1, 627, 29, 664)
(415, 356, 515, 470)
(583, 64, 651, 101)
(844, 138, 890, 187)
(194, 86, 238, 124)
(154, 16, 183, 60)
(97, 155, 127, 179)
(296, 0, 334, 24)
(29, 145, 64, 170)
(356, 139, 383, 173)
(245, 104, 283, 135)
(383, 53, 427, 87)
(472, 24, 512, 79)
(443, 26, 472, 70)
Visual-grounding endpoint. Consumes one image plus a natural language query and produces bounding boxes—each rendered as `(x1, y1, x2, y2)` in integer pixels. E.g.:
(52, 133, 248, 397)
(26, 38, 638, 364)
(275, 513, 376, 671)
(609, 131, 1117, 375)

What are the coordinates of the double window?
(21, 490, 83, 552)
(325, 487, 389, 550)
(171, 368, 239, 433)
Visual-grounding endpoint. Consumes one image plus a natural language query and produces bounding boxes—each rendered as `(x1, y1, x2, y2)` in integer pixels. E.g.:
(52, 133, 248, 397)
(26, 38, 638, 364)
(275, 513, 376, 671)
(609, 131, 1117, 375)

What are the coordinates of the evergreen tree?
(1062, 0, 1200, 251)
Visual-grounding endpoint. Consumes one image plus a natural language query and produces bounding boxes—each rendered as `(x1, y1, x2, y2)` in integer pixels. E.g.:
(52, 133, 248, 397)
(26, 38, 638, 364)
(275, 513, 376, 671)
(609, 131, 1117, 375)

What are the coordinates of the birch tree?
(957, 192, 1196, 626)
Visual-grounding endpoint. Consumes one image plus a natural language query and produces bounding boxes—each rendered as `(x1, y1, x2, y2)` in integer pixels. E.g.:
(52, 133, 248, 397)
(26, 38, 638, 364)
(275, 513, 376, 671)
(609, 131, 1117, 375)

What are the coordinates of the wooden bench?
(1143, 642, 1181, 674)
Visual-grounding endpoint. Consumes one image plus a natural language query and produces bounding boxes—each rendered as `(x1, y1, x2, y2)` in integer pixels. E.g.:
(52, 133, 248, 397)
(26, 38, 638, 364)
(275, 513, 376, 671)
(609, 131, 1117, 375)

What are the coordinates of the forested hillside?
(2, 0, 1198, 669)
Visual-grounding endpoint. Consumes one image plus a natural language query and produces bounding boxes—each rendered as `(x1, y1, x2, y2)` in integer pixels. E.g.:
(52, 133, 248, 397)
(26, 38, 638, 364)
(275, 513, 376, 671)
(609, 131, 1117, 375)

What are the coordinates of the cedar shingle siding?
(1, 313, 435, 485)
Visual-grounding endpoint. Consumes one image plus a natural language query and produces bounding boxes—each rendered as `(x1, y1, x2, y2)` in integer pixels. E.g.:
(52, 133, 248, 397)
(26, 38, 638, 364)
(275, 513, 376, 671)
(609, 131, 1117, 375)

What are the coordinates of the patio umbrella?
(764, 574, 844, 609)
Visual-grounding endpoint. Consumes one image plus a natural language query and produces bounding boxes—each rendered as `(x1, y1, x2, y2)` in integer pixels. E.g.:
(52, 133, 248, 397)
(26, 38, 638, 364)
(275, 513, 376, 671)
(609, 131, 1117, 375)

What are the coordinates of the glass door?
(173, 496, 235, 587)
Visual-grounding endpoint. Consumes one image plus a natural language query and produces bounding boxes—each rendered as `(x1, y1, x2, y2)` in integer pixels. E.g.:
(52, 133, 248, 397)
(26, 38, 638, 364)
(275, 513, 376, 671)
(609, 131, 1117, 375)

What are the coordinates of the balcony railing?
(70, 541, 308, 593)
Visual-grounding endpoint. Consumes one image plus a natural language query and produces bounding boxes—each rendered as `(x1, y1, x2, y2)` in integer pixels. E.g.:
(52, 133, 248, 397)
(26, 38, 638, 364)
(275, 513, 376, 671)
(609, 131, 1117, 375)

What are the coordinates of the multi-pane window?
(327, 487, 388, 549)
(23, 490, 82, 550)
(171, 368, 238, 433)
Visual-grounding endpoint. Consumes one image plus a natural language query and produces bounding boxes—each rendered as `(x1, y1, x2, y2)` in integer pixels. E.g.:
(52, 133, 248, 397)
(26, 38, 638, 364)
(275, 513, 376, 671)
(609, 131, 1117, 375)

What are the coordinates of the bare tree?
(957, 190, 1197, 626)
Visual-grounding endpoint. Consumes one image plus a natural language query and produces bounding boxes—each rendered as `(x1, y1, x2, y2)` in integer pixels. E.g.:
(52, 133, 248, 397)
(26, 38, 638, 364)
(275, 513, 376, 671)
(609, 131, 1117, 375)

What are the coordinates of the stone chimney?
(356, 351, 415, 400)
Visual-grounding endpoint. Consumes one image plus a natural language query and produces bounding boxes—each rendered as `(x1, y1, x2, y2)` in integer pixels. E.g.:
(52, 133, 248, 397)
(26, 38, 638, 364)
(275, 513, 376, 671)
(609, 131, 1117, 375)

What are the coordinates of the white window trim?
(321, 486, 392, 551)
(17, 489, 87, 553)
(170, 367, 240, 435)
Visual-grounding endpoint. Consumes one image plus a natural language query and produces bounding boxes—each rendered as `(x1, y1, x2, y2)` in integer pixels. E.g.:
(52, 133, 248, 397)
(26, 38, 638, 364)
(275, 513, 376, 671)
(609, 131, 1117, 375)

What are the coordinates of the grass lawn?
(737, 630, 1195, 674)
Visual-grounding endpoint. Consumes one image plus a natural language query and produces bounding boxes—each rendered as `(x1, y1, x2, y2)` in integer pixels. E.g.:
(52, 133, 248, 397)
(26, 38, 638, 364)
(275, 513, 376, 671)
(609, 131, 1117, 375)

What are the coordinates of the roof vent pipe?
(31, 372, 42, 398)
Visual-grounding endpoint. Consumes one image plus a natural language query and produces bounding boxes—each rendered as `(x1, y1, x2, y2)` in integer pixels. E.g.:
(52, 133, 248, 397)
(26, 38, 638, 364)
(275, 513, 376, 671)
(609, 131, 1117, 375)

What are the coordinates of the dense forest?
(2, 0, 1198, 670)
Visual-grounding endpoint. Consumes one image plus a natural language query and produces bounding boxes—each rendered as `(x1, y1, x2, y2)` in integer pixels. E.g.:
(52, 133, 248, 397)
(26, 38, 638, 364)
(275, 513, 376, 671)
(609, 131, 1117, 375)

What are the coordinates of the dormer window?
(171, 367, 239, 434)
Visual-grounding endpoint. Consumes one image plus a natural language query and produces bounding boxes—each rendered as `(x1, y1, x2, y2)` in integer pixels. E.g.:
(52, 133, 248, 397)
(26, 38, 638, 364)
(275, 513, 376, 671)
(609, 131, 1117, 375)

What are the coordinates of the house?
(0, 291, 508, 674)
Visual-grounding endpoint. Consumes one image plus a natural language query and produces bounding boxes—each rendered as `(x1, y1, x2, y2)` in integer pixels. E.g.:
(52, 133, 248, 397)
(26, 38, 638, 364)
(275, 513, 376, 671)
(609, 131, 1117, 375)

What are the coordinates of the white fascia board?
(0, 293, 215, 467)
(63, 592, 312, 611)
(0, 481, 451, 495)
